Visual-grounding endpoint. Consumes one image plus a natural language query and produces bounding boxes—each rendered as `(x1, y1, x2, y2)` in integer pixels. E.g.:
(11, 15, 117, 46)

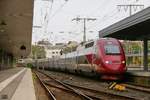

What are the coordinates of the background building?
(45, 43, 66, 58)
(32, 40, 79, 59)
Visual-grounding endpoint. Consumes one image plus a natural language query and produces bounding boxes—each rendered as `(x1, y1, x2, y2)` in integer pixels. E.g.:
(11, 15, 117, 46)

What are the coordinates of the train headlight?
(105, 61, 109, 64)
(122, 61, 125, 64)
(105, 61, 112, 64)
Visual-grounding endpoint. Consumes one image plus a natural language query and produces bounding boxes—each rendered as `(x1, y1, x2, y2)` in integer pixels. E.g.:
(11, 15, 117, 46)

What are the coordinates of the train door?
(91, 45, 97, 72)
(75, 51, 79, 72)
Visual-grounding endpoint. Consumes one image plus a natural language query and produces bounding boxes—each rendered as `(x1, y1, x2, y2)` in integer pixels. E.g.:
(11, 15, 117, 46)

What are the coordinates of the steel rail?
(62, 81, 142, 100)
(125, 84, 150, 93)
(44, 81, 102, 100)
(45, 81, 103, 100)
(39, 70, 141, 100)
(38, 70, 93, 100)
(34, 72, 56, 100)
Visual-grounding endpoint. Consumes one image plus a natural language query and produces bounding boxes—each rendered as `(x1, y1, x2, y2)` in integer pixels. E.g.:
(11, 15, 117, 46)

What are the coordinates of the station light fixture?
(0, 20, 7, 33)
(20, 45, 26, 50)
(0, 20, 7, 26)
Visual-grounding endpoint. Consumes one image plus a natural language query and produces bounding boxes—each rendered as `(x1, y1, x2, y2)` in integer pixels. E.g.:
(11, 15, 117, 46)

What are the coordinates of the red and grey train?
(37, 38, 126, 80)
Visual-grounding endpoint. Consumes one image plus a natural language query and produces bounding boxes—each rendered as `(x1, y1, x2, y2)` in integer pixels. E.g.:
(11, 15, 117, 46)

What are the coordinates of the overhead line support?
(72, 17, 96, 42)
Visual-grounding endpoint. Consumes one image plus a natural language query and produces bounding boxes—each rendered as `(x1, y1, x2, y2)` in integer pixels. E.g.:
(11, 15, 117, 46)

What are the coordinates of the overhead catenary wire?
(47, 0, 69, 22)
(86, 0, 144, 32)
(65, 1, 110, 41)
(44, 0, 69, 34)
(86, 9, 119, 31)
(46, 0, 119, 43)
(56, 1, 126, 41)
(88, 0, 111, 16)
(47, 0, 109, 41)
(38, 0, 69, 41)
(66, 1, 116, 41)
(43, 0, 54, 33)
(37, 0, 146, 44)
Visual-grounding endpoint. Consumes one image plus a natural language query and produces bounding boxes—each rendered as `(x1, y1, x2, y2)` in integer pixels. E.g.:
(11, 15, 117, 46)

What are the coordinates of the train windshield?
(104, 44, 120, 55)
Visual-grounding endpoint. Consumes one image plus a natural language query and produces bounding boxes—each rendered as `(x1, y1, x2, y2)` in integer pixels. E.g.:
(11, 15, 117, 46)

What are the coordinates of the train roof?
(60, 38, 119, 58)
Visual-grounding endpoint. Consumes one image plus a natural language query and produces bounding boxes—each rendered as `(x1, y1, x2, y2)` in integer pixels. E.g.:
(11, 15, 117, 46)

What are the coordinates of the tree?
(32, 45, 46, 59)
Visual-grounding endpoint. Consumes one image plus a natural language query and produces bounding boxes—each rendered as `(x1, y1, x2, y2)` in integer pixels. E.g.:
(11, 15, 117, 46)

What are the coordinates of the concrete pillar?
(0, 54, 2, 70)
(7, 57, 10, 66)
(143, 39, 148, 71)
(1, 52, 4, 70)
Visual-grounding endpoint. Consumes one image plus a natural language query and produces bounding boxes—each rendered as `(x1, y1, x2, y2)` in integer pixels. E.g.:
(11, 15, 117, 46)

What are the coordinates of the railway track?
(34, 70, 147, 100)
(125, 83, 150, 93)
(34, 70, 94, 100)
(34, 71, 57, 100)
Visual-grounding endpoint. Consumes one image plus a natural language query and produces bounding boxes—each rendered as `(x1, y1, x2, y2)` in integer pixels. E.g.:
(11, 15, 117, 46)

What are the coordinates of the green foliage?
(148, 41, 150, 52)
(32, 73, 37, 81)
(0, 48, 4, 55)
(132, 42, 141, 53)
(27, 63, 33, 68)
(62, 46, 77, 54)
(123, 41, 142, 54)
(32, 45, 46, 59)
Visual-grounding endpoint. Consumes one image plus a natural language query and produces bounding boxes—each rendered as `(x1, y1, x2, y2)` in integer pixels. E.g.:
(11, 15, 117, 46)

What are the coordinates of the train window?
(104, 44, 120, 55)
(85, 42, 94, 48)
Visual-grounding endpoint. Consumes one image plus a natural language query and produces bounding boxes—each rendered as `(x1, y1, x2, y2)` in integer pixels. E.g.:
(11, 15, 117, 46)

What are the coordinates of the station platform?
(0, 67, 36, 100)
(127, 67, 150, 77)
(126, 67, 150, 87)
(127, 71, 150, 77)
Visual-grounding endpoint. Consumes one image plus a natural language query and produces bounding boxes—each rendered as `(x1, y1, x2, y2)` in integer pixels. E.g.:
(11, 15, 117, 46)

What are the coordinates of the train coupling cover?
(108, 82, 126, 91)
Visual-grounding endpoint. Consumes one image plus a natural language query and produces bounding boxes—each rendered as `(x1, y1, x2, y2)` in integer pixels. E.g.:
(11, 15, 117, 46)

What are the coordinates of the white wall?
(45, 49, 61, 58)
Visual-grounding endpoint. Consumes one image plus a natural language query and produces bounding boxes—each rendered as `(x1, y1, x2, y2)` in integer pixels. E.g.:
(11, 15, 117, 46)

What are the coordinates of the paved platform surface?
(0, 68, 23, 83)
(11, 68, 36, 100)
(127, 67, 150, 77)
(127, 71, 150, 77)
(0, 67, 36, 100)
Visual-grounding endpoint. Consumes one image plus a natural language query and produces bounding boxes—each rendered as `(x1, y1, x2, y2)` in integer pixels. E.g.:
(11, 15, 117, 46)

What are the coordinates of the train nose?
(104, 60, 126, 73)
(105, 60, 125, 65)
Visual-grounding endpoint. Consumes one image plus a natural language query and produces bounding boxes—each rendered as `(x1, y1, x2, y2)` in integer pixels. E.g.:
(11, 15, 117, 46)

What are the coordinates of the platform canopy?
(99, 7, 150, 40)
(99, 7, 150, 71)
(0, 0, 34, 58)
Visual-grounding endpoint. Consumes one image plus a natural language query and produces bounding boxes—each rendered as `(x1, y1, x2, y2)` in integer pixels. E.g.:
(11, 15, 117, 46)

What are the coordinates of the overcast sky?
(32, 0, 150, 44)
